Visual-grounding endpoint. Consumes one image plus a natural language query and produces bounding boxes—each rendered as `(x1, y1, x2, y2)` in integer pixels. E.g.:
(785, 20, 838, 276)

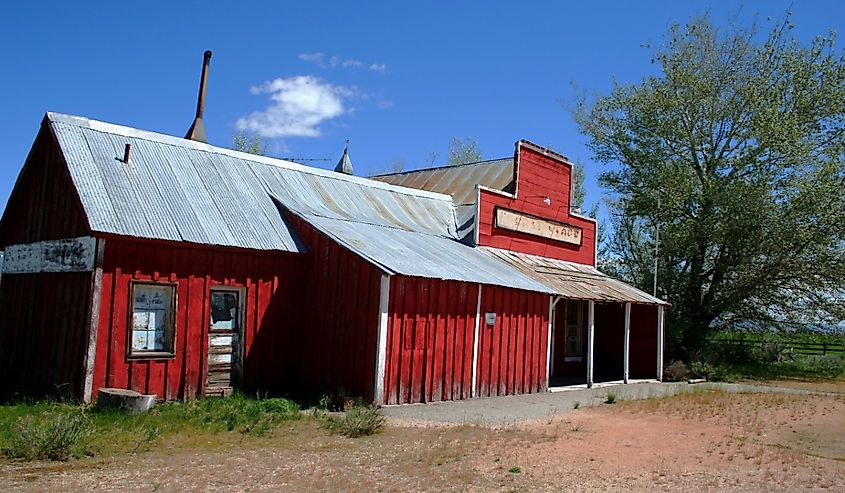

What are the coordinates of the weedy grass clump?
(3, 408, 93, 461)
(0, 394, 303, 461)
(317, 403, 385, 438)
(605, 391, 618, 405)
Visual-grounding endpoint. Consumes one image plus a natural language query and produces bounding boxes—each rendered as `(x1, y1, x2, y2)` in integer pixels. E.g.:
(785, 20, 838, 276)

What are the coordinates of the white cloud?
(376, 99, 394, 109)
(236, 76, 352, 138)
(298, 52, 325, 67)
(298, 52, 386, 73)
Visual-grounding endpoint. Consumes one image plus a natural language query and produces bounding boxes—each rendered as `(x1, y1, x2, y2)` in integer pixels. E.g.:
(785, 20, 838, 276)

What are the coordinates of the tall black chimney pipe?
(185, 50, 213, 143)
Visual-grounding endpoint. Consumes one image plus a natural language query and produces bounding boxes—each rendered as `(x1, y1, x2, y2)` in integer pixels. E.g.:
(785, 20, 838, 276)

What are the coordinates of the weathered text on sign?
(3, 236, 96, 274)
(495, 208, 582, 246)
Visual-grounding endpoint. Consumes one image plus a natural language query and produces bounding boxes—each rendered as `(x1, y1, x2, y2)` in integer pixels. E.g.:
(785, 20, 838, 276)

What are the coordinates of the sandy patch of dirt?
(1, 391, 843, 492)
(763, 379, 845, 394)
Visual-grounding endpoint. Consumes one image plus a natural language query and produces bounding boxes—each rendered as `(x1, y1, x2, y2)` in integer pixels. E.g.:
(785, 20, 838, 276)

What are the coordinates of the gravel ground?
(1, 382, 843, 492)
(380, 381, 833, 426)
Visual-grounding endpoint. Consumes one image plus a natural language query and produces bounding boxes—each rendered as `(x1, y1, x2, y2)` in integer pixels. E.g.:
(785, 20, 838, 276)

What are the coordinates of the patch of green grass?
(0, 393, 302, 461)
(694, 354, 845, 383)
(508, 466, 521, 474)
(605, 391, 617, 404)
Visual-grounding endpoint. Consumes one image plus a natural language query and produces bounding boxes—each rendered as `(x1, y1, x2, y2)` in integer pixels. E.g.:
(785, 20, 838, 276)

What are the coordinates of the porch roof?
(482, 247, 669, 305)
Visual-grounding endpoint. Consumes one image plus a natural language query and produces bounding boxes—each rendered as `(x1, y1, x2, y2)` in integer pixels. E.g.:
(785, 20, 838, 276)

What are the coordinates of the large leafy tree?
(576, 16, 845, 355)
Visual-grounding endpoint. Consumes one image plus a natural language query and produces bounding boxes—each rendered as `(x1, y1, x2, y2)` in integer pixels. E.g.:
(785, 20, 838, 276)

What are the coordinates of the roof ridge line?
(370, 157, 512, 178)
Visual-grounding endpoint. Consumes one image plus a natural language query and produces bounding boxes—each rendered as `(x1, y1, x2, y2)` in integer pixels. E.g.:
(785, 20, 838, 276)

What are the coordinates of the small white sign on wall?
(484, 312, 496, 326)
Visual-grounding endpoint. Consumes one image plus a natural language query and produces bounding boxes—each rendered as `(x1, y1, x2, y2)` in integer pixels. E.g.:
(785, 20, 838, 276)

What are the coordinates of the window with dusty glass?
(129, 282, 176, 357)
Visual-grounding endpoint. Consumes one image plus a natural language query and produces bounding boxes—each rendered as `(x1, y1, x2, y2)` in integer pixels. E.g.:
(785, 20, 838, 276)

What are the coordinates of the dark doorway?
(549, 298, 587, 386)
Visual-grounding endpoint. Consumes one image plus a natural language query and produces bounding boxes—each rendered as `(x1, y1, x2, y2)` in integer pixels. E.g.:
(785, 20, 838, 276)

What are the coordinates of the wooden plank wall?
(629, 304, 659, 379)
(0, 125, 90, 247)
(384, 277, 478, 405)
(92, 237, 303, 400)
(476, 285, 549, 398)
(286, 215, 382, 402)
(476, 145, 596, 265)
(0, 123, 95, 400)
(0, 272, 93, 400)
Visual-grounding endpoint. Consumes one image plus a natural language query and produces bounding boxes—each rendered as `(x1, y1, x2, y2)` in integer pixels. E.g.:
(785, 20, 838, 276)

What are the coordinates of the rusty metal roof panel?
(482, 247, 668, 305)
(372, 158, 514, 205)
(250, 161, 457, 239)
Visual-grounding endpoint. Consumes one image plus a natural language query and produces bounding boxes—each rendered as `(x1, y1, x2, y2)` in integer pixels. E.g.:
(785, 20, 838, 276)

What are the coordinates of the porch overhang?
(481, 247, 669, 305)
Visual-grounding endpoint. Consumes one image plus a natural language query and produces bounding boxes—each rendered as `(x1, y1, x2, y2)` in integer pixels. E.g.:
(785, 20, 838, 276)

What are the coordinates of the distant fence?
(709, 336, 845, 356)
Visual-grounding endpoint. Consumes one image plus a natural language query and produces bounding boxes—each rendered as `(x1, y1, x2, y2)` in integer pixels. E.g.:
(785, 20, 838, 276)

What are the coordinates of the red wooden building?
(0, 112, 666, 405)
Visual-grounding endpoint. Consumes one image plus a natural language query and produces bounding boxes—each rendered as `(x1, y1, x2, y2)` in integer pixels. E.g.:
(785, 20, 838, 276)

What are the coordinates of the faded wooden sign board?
(3, 236, 96, 274)
(495, 208, 582, 246)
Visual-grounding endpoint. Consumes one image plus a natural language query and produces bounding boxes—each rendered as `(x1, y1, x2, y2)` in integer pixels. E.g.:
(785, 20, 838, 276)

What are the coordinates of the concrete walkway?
(381, 381, 833, 427)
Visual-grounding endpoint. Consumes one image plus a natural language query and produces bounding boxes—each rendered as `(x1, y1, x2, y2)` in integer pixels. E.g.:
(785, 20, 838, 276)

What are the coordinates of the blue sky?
(2, 1, 843, 217)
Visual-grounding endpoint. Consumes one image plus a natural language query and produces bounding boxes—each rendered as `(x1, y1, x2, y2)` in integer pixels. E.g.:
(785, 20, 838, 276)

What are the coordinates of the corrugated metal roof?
(371, 158, 514, 205)
(49, 113, 454, 252)
(51, 116, 302, 251)
(45, 113, 549, 292)
(44, 113, 663, 303)
(279, 211, 551, 292)
(483, 247, 668, 305)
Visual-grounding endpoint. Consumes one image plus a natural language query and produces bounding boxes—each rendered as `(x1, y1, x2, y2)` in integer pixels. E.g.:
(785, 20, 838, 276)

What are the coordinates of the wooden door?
(205, 287, 244, 396)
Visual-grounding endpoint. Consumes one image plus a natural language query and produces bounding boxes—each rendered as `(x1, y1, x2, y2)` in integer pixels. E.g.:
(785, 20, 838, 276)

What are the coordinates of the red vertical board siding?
(91, 237, 303, 400)
(383, 277, 479, 405)
(629, 304, 659, 379)
(476, 146, 596, 265)
(282, 215, 382, 401)
(476, 285, 549, 398)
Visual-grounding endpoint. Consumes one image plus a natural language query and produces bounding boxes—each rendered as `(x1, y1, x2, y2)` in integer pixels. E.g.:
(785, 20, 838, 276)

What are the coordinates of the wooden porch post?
(587, 300, 595, 388)
(470, 284, 482, 398)
(656, 305, 665, 381)
(546, 296, 555, 390)
(373, 275, 391, 405)
(623, 302, 631, 384)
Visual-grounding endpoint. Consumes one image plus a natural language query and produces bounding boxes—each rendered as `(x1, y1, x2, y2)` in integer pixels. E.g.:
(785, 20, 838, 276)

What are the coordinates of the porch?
(548, 298, 666, 389)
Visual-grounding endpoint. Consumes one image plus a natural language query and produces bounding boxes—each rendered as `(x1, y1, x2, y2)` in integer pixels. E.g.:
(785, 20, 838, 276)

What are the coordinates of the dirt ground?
(1, 390, 843, 492)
